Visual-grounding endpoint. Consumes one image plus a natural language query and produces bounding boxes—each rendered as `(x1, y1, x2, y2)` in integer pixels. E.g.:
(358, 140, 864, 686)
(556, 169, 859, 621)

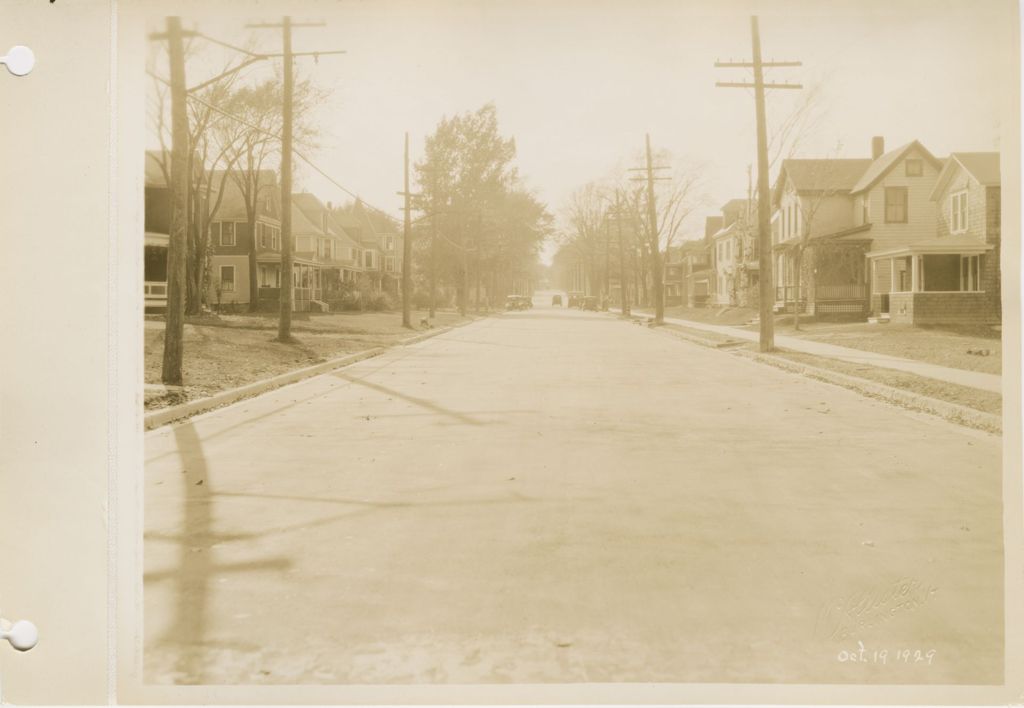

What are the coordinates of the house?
(292, 193, 364, 307)
(771, 154, 874, 317)
(879, 152, 1001, 324)
(332, 200, 397, 294)
(680, 216, 718, 307)
(770, 136, 992, 324)
(710, 199, 754, 306)
(664, 246, 685, 306)
(206, 170, 281, 310)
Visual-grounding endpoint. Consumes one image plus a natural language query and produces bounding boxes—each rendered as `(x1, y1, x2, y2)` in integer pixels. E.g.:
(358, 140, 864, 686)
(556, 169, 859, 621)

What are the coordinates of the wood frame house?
(882, 152, 1001, 324)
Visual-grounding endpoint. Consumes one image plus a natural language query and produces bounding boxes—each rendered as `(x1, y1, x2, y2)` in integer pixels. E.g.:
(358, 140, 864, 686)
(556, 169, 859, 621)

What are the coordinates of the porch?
(144, 233, 169, 311)
(869, 242, 997, 325)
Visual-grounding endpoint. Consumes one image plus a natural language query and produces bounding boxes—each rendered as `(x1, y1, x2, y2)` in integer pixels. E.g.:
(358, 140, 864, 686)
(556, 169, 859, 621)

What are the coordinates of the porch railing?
(776, 285, 803, 302)
(816, 283, 866, 300)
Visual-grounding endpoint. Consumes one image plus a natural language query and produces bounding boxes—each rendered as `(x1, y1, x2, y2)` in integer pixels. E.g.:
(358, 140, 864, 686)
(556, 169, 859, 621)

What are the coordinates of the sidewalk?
(622, 311, 1002, 394)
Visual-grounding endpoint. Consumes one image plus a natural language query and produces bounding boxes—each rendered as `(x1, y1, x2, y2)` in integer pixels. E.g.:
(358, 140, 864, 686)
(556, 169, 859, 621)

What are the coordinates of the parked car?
(567, 291, 583, 308)
(552, 294, 563, 306)
(580, 296, 599, 311)
(505, 295, 531, 311)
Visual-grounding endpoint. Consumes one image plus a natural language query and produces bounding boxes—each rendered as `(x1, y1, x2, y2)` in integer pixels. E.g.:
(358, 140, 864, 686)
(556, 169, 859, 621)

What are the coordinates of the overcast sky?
(148, 0, 1016, 260)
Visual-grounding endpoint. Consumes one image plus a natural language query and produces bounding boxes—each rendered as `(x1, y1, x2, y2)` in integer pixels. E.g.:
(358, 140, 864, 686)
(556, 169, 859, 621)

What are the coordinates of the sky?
(147, 0, 1017, 262)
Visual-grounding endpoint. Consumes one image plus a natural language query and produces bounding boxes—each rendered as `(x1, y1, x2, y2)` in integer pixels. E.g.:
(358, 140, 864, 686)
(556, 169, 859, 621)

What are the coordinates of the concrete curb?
(144, 319, 476, 431)
(635, 317, 1002, 435)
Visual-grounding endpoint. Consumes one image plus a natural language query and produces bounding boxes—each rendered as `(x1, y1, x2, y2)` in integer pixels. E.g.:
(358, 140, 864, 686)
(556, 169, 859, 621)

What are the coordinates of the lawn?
(756, 320, 1002, 375)
(659, 322, 1002, 417)
(144, 309, 469, 409)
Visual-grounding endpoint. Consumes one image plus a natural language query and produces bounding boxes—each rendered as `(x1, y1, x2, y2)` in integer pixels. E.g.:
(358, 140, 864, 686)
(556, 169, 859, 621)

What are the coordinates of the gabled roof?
(211, 170, 279, 220)
(774, 158, 873, 202)
(292, 192, 362, 250)
(720, 198, 750, 214)
(929, 152, 1000, 200)
(850, 140, 943, 194)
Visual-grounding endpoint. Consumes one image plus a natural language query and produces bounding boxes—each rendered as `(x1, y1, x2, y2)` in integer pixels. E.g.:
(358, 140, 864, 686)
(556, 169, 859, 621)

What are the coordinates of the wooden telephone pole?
(715, 16, 802, 352)
(398, 132, 414, 328)
(246, 17, 343, 342)
(157, 17, 190, 386)
(615, 190, 630, 317)
(629, 134, 671, 324)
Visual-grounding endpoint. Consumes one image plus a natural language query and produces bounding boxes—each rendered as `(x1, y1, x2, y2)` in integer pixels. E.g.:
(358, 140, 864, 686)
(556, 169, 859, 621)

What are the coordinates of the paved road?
(144, 302, 1003, 685)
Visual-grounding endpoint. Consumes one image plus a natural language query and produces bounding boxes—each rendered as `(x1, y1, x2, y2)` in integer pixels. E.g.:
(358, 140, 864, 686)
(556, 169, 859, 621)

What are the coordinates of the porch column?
(910, 254, 919, 293)
(890, 257, 896, 293)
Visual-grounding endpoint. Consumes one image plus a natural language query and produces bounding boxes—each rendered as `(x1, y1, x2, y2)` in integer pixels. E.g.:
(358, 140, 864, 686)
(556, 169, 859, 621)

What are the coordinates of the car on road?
(567, 291, 583, 308)
(552, 294, 563, 306)
(505, 295, 532, 311)
(580, 296, 599, 311)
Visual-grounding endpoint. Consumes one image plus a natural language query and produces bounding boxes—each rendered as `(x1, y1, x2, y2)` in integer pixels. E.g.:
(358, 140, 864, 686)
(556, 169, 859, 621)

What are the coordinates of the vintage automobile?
(505, 295, 531, 311)
(567, 291, 583, 308)
(580, 295, 599, 311)
(551, 294, 563, 306)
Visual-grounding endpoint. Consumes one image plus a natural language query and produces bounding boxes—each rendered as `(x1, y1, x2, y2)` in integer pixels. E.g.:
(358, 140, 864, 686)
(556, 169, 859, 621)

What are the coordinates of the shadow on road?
(331, 371, 487, 426)
(146, 421, 293, 684)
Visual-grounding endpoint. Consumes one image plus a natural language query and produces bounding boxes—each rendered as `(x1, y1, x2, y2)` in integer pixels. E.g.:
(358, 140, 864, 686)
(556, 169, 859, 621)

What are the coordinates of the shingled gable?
(929, 152, 1000, 201)
(849, 140, 943, 195)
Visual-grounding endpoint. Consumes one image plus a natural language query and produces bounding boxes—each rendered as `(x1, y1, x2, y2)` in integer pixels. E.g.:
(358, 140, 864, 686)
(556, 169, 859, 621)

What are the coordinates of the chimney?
(872, 136, 885, 160)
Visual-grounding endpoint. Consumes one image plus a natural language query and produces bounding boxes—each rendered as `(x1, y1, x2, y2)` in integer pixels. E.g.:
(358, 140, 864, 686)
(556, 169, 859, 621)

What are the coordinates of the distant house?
(664, 246, 685, 306)
(710, 199, 754, 306)
(890, 152, 1000, 324)
(684, 216, 718, 307)
(292, 193, 364, 307)
(332, 200, 400, 294)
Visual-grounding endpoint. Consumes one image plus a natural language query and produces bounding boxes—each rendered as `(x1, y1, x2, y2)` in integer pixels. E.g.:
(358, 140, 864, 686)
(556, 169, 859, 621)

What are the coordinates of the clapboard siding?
(863, 146, 941, 249)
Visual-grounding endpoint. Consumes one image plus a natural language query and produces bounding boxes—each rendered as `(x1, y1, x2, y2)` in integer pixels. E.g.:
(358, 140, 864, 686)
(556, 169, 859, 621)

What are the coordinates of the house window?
(884, 187, 908, 223)
(220, 222, 236, 246)
(961, 255, 981, 291)
(893, 256, 911, 292)
(386, 235, 394, 251)
(951, 190, 968, 233)
(385, 256, 395, 272)
(364, 251, 373, 268)
(905, 159, 923, 177)
(257, 223, 267, 248)
(220, 265, 235, 292)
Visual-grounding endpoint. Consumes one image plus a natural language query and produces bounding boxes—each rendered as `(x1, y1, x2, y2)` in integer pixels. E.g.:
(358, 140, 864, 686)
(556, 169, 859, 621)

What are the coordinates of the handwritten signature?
(815, 577, 938, 641)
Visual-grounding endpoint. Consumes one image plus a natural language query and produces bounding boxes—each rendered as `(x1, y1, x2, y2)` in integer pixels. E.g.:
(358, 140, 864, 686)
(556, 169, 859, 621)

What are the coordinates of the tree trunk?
(248, 206, 258, 313)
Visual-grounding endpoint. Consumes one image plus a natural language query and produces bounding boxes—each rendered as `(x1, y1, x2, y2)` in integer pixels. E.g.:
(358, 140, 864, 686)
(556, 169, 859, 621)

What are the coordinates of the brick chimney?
(872, 136, 885, 159)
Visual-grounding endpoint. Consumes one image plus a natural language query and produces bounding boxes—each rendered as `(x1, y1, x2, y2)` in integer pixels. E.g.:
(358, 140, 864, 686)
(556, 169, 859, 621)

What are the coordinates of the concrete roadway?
(144, 296, 1003, 685)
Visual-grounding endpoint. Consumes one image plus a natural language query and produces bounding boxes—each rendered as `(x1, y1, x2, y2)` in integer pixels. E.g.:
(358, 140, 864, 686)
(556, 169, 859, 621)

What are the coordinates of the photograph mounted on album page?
(2, 0, 1024, 705)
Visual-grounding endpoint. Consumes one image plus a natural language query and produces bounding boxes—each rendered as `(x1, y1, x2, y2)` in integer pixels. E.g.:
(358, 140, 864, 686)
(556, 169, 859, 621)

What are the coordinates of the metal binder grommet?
(0, 618, 38, 652)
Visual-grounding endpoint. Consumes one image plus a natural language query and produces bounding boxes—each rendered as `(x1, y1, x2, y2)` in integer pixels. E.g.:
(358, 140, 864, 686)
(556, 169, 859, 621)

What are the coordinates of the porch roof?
(867, 237, 993, 259)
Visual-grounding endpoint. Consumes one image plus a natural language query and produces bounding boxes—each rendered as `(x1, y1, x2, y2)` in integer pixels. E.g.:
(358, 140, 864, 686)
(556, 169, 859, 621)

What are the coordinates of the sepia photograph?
(132, 0, 1020, 698)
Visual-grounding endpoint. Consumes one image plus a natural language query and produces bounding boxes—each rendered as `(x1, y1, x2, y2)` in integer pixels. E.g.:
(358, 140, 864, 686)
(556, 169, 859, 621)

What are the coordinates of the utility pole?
(158, 17, 190, 386)
(629, 134, 671, 324)
(615, 190, 631, 317)
(715, 16, 801, 352)
(398, 132, 414, 328)
(246, 17, 342, 342)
